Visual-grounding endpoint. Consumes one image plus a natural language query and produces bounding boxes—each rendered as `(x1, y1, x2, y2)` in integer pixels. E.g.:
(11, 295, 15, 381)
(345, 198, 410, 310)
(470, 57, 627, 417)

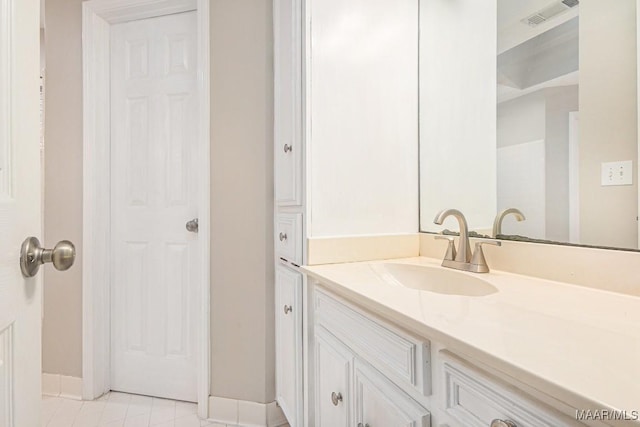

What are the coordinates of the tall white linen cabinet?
(273, 0, 305, 425)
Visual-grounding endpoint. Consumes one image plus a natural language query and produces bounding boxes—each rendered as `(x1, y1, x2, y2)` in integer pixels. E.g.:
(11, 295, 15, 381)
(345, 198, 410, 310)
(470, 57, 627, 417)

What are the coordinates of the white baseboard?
(207, 395, 288, 427)
(42, 373, 83, 400)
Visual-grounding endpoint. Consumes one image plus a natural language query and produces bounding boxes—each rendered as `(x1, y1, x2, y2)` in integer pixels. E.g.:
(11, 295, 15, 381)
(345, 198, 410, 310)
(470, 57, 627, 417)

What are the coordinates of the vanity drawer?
(314, 289, 431, 396)
(440, 352, 578, 427)
(276, 213, 302, 265)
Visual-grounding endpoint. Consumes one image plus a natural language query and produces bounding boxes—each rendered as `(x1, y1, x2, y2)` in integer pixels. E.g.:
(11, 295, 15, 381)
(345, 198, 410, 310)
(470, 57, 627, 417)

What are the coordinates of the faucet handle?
(470, 239, 502, 273)
(434, 235, 457, 261)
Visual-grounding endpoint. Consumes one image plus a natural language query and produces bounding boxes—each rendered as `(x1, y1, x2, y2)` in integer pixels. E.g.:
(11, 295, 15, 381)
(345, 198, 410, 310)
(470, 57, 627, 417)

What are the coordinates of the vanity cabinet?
(313, 289, 432, 427)
(314, 329, 431, 427)
(308, 282, 594, 427)
(275, 265, 304, 426)
(314, 289, 431, 396)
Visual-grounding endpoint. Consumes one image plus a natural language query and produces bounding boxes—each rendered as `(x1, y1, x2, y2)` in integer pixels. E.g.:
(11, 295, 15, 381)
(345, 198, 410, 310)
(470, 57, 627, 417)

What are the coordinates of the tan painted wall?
(209, 0, 275, 403)
(43, 0, 275, 403)
(579, 0, 638, 248)
(43, 0, 84, 378)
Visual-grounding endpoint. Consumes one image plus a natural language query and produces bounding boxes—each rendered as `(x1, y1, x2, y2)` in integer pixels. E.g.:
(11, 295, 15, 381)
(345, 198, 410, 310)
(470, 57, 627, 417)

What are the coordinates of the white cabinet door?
(0, 0, 43, 425)
(274, 0, 302, 206)
(275, 265, 303, 426)
(354, 360, 431, 427)
(315, 328, 352, 427)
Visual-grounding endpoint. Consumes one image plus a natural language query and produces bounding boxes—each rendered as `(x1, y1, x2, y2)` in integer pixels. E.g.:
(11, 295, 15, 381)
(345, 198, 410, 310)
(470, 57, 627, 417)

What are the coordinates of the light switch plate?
(601, 160, 633, 186)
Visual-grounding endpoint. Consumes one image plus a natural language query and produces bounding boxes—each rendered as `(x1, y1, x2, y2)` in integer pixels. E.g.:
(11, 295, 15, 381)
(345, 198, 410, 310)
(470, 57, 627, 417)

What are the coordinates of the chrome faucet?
(434, 209, 501, 273)
(492, 208, 526, 237)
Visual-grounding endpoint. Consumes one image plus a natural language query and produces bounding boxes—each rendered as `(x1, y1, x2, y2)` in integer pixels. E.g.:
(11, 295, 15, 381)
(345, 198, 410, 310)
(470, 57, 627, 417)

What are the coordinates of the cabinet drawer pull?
(283, 305, 292, 314)
(330, 391, 343, 406)
(279, 232, 287, 242)
(491, 420, 517, 427)
(283, 144, 293, 153)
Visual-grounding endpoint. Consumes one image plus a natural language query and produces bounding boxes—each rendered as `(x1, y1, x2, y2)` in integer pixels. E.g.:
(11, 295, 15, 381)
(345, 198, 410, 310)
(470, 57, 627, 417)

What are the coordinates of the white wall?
(419, 0, 498, 233)
(308, 0, 419, 237)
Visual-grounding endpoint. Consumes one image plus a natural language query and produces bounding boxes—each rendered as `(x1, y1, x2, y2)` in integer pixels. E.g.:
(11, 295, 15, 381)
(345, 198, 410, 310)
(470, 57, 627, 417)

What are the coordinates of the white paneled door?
(0, 0, 42, 425)
(110, 11, 199, 402)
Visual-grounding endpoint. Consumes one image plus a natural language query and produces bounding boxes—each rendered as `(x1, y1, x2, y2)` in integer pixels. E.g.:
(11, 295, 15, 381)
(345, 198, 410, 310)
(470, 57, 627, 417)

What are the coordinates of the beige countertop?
(301, 257, 640, 420)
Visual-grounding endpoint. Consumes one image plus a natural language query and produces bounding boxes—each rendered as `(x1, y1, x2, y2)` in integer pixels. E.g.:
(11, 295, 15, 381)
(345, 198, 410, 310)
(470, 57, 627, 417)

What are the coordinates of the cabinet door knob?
(491, 420, 517, 427)
(283, 144, 293, 153)
(279, 232, 287, 242)
(357, 423, 370, 427)
(283, 305, 292, 314)
(330, 392, 343, 406)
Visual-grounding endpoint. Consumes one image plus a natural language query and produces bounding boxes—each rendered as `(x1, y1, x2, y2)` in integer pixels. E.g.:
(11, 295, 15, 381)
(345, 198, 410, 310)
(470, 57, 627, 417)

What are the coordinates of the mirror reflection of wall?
(497, 0, 637, 249)
(579, 0, 637, 249)
(497, 4, 579, 243)
(420, 0, 639, 251)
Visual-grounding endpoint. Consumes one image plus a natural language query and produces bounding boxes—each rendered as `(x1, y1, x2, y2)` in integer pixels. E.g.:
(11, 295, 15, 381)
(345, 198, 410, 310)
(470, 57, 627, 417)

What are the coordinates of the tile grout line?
(95, 403, 107, 427)
(71, 400, 85, 426)
(92, 391, 115, 427)
(46, 397, 66, 427)
(45, 392, 211, 427)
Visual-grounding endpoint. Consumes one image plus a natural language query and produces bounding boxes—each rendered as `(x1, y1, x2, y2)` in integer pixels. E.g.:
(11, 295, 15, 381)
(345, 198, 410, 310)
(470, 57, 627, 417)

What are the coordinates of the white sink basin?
(374, 263, 498, 296)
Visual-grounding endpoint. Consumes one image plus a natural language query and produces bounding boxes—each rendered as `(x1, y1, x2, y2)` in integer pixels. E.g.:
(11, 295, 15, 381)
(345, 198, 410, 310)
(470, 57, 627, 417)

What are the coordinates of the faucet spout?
(433, 209, 472, 263)
(492, 208, 526, 237)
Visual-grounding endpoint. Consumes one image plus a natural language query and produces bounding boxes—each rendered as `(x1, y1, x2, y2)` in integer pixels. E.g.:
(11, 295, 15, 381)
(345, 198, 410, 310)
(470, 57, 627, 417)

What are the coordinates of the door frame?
(568, 111, 580, 244)
(81, 0, 210, 417)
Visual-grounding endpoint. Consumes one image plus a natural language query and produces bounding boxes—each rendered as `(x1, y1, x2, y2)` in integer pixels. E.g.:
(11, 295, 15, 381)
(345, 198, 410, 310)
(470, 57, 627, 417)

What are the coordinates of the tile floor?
(42, 392, 228, 427)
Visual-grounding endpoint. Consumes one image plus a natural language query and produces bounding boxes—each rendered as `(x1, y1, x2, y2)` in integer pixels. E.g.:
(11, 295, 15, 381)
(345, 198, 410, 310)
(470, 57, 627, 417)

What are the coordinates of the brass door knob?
(20, 237, 76, 278)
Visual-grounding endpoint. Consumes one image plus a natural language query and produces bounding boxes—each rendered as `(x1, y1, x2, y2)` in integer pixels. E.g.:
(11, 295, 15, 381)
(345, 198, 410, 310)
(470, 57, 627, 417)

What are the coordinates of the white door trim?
(568, 111, 580, 244)
(82, 0, 210, 417)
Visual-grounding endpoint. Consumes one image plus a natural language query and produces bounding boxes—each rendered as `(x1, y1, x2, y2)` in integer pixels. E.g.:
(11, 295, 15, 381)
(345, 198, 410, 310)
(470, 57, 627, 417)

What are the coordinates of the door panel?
(0, 326, 12, 425)
(110, 11, 198, 402)
(274, 0, 302, 206)
(315, 328, 351, 427)
(275, 265, 303, 426)
(354, 361, 430, 427)
(0, 0, 43, 425)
